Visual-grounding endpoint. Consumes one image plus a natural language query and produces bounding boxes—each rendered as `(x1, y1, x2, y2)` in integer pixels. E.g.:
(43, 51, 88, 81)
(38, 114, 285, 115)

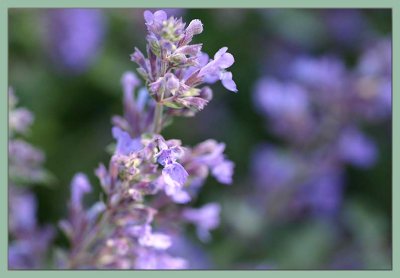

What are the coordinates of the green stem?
(153, 102, 163, 134)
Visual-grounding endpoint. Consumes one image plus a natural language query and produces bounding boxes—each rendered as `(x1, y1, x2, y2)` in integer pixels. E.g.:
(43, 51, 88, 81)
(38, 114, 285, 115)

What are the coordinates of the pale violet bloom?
(183, 203, 221, 241)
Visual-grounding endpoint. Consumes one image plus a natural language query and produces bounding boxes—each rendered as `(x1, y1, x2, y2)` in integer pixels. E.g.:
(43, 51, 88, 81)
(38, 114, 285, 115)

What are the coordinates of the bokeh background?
(8, 8, 392, 269)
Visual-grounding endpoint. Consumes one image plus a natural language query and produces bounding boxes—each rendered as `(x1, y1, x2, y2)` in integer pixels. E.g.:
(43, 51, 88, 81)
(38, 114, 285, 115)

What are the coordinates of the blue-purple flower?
(183, 203, 221, 241)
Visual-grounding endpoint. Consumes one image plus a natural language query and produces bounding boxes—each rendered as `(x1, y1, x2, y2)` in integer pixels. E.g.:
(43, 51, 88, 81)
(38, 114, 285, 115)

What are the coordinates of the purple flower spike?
(131, 9, 237, 116)
(52, 9, 237, 269)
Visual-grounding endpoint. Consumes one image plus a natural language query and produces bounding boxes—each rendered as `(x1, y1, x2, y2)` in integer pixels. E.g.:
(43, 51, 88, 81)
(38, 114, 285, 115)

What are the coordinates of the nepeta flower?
(198, 47, 237, 92)
(183, 203, 221, 242)
(57, 9, 235, 269)
(131, 10, 237, 117)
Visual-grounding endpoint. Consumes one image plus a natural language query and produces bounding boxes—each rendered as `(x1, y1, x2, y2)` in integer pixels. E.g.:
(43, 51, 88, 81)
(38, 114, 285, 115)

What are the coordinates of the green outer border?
(1, 0, 398, 276)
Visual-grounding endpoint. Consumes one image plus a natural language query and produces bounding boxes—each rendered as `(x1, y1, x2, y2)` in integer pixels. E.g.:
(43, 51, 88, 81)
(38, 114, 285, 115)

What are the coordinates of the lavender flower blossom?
(57, 10, 236, 269)
(130, 10, 237, 120)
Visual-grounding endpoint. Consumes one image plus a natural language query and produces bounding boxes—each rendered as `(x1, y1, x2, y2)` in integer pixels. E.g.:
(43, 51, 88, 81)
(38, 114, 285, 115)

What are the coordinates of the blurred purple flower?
(71, 173, 92, 208)
(183, 203, 221, 242)
(46, 9, 106, 73)
(337, 127, 377, 168)
(251, 144, 298, 190)
(290, 56, 346, 90)
(293, 169, 344, 216)
(8, 188, 54, 269)
(253, 78, 315, 142)
(9, 188, 37, 234)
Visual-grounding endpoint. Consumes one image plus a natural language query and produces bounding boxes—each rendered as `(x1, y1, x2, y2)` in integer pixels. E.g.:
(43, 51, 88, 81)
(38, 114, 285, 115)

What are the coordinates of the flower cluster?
(251, 38, 391, 218)
(130, 10, 237, 123)
(56, 10, 236, 269)
(8, 88, 54, 269)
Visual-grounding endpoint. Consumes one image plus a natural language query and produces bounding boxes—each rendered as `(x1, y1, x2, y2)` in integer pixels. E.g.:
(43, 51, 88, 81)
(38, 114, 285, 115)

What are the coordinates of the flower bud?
(165, 73, 180, 94)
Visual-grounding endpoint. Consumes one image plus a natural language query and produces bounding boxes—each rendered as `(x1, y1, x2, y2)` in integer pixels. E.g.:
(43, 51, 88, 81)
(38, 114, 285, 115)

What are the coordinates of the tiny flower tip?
(121, 71, 140, 87)
(187, 19, 203, 35)
(214, 47, 228, 59)
(72, 173, 92, 193)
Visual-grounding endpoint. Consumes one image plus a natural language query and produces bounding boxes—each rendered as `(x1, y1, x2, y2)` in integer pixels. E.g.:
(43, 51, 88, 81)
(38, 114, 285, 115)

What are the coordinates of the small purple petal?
(183, 203, 221, 241)
(165, 73, 180, 92)
(112, 127, 142, 155)
(212, 159, 234, 185)
(156, 149, 175, 166)
(217, 52, 234, 69)
(187, 19, 203, 35)
(220, 71, 238, 92)
(171, 189, 191, 204)
(143, 10, 154, 24)
(153, 10, 167, 22)
(162, 162, 189, 195)
(214, 47, 228, 59)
